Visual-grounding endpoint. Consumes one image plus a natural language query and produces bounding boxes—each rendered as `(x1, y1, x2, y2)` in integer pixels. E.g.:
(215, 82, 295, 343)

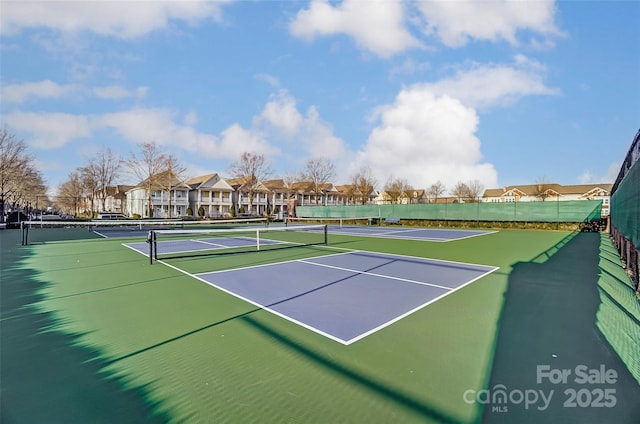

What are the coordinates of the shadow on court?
(0, 230, 168, 423)
(241, 315, 467, 424)
(483, 232, 640, 424)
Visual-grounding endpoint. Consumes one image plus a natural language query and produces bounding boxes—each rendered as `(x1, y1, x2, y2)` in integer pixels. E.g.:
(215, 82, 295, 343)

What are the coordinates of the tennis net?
(20, 217, 269, 245)
(149, 224, 328, 263)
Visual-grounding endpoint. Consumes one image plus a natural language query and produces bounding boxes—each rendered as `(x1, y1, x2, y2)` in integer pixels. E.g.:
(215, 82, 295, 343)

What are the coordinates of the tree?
(56, 171, 84, 216)
(0, 128, 47, 221)
(452, 180, 484, 203)
(303, 158, 335, 205)
(427, 181, 446, 203)
(84, 147, 121, 213)
(156, 155, 186, 218)
(384, 176, 412, 204)
(351, 166, 377, 205)
(79, 165, 99, 217)
(466, 179, 484, 202)
(124, 142, 168, 218)
(534, 177, 553, 201)
(229, 152, 272, 214)
(452, 181, 471, 203)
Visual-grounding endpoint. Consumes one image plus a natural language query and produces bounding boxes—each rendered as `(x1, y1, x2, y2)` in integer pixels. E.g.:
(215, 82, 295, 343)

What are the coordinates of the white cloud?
(351, 56, 560, 189)
(258, 90, 304, 135)
(578, 162, 620, 185)
(2, 80, 149, 104)
(256, 89, 348, 161)
(218, 124, 278, 158)
(4, 88, 346, 176)
(605, 162, 621, 183)
(419, 57, 560, 110)
(98, 108, 224, 157)
(1, 80, 81, 104)
(97, 92, 344, 165)
(416, 0, 562, 48)
(577, 170, 593, 185)
(255, 73, 280, 88)
(302, 106, 347, 159)
(3, 111, 92, 148)
(93, 85, 148, 100)
(289, 0, 562, 56)
(290, 0, 422, 58)
(1, 0, 232, 38)
(183, 111, 198, 126)
(352, 87, 498, 191)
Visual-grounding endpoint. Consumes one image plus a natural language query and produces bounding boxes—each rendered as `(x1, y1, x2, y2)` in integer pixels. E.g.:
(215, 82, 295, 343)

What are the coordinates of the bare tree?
(282, 172, 299, 199)
(281, 172, 301, 217)
(156, 154, 187, 218)
(351, 166, 377, 205)
(466, 179, 484, 202)
(451, 180, 484, 203)
(452, 181, 471, 203)
(229, 152, 272, 214)
(0, 128, 47, 221)
(79, 164, 99, 216)
(427, 181, 446, 203)
(56, 171, 84, 216)
(303, 158, 335, 205)
(534, 177, 553, 201)
(125, 142, 168, 218)
(83, 147, 121, 212)
(384, 176, 412, 204)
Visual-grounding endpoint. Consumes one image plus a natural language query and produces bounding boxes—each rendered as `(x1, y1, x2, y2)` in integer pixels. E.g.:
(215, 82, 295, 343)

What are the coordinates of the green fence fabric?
(611, 160, 640, 250)
(297, 200, 602, 223)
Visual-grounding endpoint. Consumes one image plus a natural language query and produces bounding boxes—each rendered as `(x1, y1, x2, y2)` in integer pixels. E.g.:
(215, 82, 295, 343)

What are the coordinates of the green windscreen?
(610, 160, 640, 250)
(296, 200, 602, 223)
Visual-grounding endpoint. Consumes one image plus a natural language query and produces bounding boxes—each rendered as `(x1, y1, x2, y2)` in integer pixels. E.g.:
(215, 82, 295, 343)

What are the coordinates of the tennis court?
(165, 251, 497, 344)
(311, 225, 495, 241)
(122, 225, 497, 344)
(3, 222, 639, 423)
(286, 217, 496, 241)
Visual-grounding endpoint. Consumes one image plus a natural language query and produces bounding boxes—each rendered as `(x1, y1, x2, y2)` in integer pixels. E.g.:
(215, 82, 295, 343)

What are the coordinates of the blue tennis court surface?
(190, 251, 498, 344)
(108, 224, 494, 242)
(125, 236, 283, 256)
(290, 224, 495, 242)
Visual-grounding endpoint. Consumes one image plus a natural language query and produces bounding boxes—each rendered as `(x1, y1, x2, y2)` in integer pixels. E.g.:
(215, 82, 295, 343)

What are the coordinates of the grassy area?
(1, 226, 638, 423)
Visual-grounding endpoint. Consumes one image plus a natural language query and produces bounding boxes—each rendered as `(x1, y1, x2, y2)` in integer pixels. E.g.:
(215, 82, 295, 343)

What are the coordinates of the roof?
(102, 185, 134, 196)
(186, 173, 217, 188)
(133, 170, 190, 190)
(483, 183, 612, 198)
(262, 179, 289, 190)
(226, 176, 270, 192)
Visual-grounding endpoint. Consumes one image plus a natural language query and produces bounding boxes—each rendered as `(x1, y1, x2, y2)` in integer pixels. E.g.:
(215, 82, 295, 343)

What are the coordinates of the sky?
(1, 0, 638, 196)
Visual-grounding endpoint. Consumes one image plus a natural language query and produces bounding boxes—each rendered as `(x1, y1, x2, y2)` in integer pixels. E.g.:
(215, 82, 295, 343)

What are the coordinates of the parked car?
(96, 213, 129, 220)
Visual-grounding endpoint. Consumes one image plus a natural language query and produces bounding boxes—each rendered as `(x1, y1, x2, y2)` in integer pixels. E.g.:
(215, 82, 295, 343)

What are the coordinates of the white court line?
(127, 244, 500, 345)
(157, 258, 350, 345)
(121, 242, 149, 256)
(191, 239, 235, 249)
(330, 227, 498, 242)
(330, 230, 451, 242)
(297, 259, 453, 291)
(344, 265, 498, 344)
